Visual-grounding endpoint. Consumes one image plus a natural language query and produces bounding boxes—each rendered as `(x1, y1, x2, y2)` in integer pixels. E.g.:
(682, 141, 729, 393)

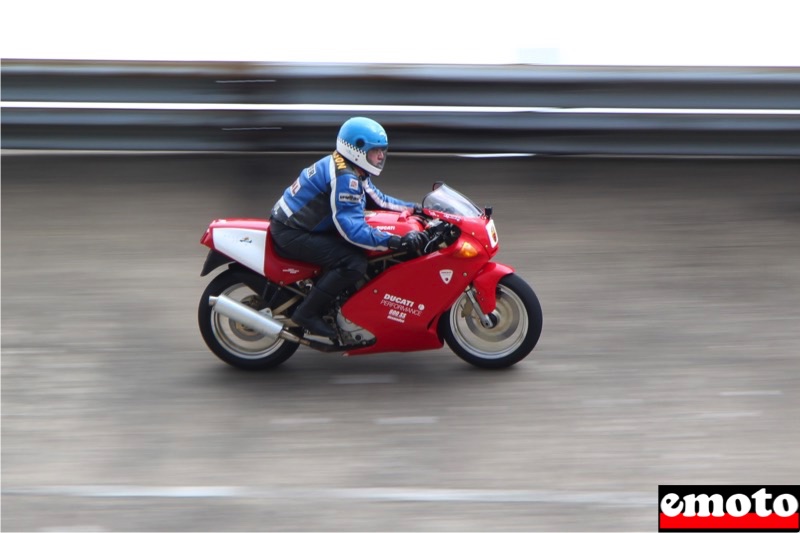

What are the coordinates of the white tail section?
(212, 228, 267, 275)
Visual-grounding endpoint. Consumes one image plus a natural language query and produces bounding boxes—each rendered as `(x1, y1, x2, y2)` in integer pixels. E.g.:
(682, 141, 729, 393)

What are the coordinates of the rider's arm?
(363, 177, 415, 212)
(331, 172, 395, 251)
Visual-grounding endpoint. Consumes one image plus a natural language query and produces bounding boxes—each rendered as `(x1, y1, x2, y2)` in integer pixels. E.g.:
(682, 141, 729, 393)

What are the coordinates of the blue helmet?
(336, 117, 389, 176)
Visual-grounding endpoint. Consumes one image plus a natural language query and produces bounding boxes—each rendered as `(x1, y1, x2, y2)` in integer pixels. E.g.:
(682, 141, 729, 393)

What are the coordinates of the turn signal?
(453, 241, 479, 259)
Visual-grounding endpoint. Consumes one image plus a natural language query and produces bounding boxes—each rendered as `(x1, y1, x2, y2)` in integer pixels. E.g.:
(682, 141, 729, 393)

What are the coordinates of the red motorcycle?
(198, 183, 542, 370)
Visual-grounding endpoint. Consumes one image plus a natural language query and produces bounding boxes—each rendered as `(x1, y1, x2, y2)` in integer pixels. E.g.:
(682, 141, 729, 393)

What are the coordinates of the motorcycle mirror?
(484, 205, 493, 219)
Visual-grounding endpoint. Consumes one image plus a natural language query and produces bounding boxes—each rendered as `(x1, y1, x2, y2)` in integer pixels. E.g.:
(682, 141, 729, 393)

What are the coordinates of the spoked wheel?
(440, 274, 542, 369)
(198, 270, 298, 370)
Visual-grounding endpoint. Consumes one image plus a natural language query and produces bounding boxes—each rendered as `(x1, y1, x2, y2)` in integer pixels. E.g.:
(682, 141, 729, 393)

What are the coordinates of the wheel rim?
(450, 286, 528, 359)
(211, 283, 286, 359)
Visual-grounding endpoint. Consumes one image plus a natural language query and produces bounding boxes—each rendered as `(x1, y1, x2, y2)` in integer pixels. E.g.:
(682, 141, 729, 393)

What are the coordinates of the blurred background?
(2, 1, 800, 531)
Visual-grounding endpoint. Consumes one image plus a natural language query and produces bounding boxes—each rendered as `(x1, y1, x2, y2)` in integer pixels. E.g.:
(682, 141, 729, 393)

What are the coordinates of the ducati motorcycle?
(197, 182, 542, 370)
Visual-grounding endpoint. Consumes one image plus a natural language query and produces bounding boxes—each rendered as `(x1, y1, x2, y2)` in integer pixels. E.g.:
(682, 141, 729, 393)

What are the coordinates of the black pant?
(269, 220, 367, 294)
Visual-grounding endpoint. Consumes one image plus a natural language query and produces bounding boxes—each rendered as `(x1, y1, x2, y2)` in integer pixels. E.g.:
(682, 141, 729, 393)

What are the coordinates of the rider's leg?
(270, 226, 368, 338)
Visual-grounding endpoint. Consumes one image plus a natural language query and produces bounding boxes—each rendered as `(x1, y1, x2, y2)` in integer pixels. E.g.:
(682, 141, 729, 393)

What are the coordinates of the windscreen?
(422, 184, 483, 217)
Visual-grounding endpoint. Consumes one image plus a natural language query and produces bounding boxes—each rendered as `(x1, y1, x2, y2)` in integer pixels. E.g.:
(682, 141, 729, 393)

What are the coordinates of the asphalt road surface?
(2, 153, 799, 532)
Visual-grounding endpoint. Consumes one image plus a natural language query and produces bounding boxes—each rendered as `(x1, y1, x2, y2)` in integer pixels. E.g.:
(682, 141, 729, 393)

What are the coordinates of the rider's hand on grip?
(388, 231, 428, 254)
(401, 230, 428, 253)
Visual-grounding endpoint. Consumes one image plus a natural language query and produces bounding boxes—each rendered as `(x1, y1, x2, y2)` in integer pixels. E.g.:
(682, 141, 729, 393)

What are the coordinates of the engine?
(335, 310, 376, 345)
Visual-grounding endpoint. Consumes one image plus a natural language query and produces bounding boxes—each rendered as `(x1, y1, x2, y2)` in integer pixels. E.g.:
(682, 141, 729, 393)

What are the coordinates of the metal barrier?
(2, 59, 800, 155)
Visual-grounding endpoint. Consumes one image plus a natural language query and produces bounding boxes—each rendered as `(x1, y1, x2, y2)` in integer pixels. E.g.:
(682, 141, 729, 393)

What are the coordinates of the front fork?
(465, 262, 516, 323)
(465, 288, 495, 328)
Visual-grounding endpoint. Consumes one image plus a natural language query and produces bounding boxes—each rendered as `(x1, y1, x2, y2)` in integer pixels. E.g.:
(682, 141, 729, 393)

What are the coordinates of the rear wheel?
(440, 274, 542, 369)
(198, 269, 298, 370)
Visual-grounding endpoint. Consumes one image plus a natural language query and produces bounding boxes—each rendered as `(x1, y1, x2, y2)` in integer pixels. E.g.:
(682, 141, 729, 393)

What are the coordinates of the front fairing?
(341, 238, 489, 355)
(343, 185, 499, 355)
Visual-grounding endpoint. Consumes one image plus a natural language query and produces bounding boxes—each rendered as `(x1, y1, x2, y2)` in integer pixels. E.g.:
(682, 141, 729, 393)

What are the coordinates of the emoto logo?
(658, 485, 799, 532)
(439, 269, 453, 284)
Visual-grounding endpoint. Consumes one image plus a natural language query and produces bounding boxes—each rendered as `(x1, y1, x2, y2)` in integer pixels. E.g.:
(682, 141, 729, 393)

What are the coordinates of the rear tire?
(198, 269, 298, 370)
(440, 274, 542, 369)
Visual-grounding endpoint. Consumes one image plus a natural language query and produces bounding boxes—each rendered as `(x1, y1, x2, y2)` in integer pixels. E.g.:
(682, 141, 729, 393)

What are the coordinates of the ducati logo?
(439, 269, 453, 284)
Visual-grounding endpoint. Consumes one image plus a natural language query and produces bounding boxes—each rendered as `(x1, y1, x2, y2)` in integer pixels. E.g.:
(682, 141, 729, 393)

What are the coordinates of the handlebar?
(421, 219, 459, 254)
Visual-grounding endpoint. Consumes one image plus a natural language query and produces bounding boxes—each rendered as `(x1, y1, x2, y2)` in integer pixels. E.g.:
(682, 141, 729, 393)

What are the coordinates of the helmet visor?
(366, 147, 388, 171)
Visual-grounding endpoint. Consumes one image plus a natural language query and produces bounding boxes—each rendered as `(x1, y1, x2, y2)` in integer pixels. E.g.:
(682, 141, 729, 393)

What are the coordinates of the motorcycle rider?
(269, 117, 427, 339)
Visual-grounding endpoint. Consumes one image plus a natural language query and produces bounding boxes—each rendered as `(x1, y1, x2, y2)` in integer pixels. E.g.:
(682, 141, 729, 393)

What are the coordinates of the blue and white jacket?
(271, 151, 414, 251)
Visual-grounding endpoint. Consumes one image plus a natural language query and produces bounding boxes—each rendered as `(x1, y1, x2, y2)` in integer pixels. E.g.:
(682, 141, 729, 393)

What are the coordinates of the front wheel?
(439, 274, 542, 369)
(198, 269, 299, 370)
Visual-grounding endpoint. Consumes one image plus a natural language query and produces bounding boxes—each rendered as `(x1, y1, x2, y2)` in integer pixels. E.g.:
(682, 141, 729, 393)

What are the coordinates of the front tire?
(440, 274, 542, 369)
(198, 269, 298, 370)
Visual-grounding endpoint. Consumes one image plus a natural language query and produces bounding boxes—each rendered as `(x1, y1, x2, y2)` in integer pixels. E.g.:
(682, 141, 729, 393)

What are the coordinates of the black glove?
(401, 230, 428, 253)
(387, 231, 428, 253)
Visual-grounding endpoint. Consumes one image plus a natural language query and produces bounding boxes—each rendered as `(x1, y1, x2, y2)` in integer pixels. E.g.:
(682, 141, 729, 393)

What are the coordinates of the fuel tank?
(364, 210, 424, 235)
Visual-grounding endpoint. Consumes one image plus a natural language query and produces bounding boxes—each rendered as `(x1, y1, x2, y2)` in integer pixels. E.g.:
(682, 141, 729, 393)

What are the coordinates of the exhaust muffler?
(209, 294, 303, 344)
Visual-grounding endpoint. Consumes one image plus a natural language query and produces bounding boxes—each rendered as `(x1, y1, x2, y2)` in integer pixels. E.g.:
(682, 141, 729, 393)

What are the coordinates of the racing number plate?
(486, 219, 499, 248)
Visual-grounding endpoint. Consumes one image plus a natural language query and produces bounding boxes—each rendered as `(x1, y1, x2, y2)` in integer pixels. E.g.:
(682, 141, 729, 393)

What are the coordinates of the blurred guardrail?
(2, 59, 800, 156)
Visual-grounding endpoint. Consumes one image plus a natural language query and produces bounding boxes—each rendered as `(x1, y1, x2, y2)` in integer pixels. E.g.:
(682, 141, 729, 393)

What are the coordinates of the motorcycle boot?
(292, 269, 361, 339)
(292, 286, 338, 338)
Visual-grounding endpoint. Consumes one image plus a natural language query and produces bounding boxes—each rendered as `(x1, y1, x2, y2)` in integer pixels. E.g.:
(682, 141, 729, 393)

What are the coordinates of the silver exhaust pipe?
(209, 294, 303, 344)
